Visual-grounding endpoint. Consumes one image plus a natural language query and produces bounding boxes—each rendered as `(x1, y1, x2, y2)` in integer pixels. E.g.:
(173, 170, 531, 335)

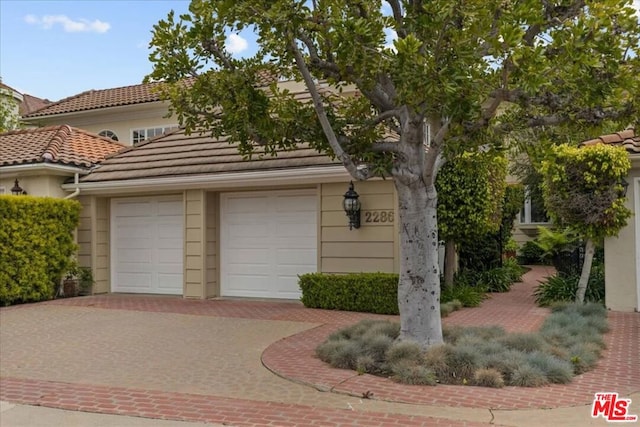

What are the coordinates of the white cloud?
(24, 14, 110, 33)
(225, 33, 248, 54)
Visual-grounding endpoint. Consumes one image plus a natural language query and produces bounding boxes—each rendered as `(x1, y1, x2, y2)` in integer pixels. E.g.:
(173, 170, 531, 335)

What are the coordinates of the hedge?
(0, 196, 80, 306)
(299, 272, 399, 314)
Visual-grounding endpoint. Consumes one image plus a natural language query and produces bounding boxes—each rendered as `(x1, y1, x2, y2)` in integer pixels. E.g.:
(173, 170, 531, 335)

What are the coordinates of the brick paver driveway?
(1, 266, 638, 427)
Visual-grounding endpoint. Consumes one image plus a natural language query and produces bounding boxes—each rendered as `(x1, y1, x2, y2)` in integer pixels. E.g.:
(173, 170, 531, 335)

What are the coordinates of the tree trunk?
(444, 240, 456, 287)
(395, 178, 444, 349)
(575, 239, 595, 303)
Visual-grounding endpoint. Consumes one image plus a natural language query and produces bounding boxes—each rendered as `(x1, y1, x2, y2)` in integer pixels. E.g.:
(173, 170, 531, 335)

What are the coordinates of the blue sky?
(1, 0, 638, 102)
(0, 0, 258, 101)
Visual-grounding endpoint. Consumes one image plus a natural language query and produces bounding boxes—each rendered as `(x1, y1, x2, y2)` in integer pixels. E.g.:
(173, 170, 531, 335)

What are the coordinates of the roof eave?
(63, 165, 351, 195)
(0, 162, 89, 176)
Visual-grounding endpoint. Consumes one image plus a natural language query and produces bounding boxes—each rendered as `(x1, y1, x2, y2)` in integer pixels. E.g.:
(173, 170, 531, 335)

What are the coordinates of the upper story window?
(98, 130, 119, 141)
(132, 125, 179, 145)
(520, 187, 549, 225)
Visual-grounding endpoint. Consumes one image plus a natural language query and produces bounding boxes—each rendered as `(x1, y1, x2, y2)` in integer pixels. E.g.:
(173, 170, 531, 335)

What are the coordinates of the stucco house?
(65, 125, 398, 300)
(581, 128, 639, 312)
(0, 125, 124, 197)
(21, 81, 180, 146)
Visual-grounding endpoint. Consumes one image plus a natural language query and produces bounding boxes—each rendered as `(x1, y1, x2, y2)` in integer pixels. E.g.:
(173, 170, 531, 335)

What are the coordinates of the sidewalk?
(1, 266, 638, 427)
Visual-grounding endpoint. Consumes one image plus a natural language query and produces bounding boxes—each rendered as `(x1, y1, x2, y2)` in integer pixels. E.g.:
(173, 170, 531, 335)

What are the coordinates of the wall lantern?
(342, 181, 361, 230)
(11, 179, 26, 195)
(619, 177, 630, 198)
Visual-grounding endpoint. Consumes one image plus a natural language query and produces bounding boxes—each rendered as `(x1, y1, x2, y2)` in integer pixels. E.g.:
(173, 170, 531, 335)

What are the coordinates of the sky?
(0, 0, 259, 101)
(1, 0, 639, 102)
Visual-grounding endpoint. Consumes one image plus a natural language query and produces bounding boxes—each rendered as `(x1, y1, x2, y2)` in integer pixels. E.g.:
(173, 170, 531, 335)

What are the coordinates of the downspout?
(65, 173, 80, 199)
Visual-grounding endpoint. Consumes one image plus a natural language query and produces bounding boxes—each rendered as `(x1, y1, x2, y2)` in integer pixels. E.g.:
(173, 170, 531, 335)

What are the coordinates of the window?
(131, 125, 179, 145)
(98, 130, 119, 141)
(520, 187, 549, 224)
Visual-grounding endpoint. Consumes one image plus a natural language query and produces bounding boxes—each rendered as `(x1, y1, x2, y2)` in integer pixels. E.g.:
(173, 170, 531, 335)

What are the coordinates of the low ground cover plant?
(534, 261, 605, 306)
(316, 302, 607, 388)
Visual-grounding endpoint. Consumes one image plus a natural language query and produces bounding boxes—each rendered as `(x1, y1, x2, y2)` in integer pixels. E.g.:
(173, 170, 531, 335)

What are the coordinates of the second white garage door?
(111, 196, 184, 295)
(220, 190, 317, 299)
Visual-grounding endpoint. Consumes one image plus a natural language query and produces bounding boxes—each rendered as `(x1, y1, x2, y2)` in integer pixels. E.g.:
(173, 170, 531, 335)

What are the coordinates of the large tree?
(147, 0, 640, 348)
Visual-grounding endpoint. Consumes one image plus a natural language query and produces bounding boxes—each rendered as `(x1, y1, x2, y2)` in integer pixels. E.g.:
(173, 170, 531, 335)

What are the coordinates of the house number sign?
(364, 210, 394, 223)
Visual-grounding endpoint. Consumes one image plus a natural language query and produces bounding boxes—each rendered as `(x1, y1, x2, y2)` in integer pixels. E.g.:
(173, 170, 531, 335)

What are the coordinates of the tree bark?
(444, 240, 456, 287)
(395, 177, 444, 349)
(575, 238, 595, 303)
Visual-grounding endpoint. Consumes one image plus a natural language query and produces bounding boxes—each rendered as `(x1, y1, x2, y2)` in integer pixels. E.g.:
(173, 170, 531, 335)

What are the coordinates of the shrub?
(525, 352, 574, 384)
(509, 364, 549, 387)
(0, 196, 81, 306)
(390, 361, 437, 385)
(518, 241, 547, 265)
(441, 283, 486, 307)
(502, 258, 526, 283)
(477, 267, 512, 292)
(499, 333, 549, 353)
(534, 268, 605, 306)
(473, 368, 505, 388)
(299, 272, 399, 314)
(316, 303, 608, 387)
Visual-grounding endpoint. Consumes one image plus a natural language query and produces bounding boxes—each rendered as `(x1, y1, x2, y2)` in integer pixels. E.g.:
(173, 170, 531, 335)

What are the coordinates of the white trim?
(635, 177, 640, 312)
(0, 163, 88, 175)
(62, 166, 351, 195)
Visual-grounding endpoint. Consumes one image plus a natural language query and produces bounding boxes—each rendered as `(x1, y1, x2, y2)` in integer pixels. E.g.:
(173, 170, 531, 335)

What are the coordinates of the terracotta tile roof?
(19, 94, 52, 116)
(581, 128, 639, 153)
(0, 125, 126, 169)
(81, 128, 339, 182)
(23, 70, 279, 119)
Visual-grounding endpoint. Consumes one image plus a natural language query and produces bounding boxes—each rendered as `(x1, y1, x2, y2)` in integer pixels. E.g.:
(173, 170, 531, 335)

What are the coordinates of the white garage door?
(111, 196, 183, 295)
(220, 190, 317, 299)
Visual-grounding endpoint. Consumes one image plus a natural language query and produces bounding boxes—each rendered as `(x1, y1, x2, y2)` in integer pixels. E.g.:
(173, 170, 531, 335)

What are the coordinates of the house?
(21, 81, 180, 146)
(64, 125, 398, 299)
(581, 128, 639, 312)
(0, 125, 125, 197)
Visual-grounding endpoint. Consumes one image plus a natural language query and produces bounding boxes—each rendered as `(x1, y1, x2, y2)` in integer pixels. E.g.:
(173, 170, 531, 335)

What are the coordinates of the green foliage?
(518, 241, 548, 265)
(533, 227, 579, 260)
(541, 144, 632, 241)
(0, 196, 81, 305)
(476, 268, 512, 293)
(437, 151, 507, 243)
(316, 303, 607, 387)
(299, 272, 399, 314)
(440, 282, 486, 308)
(148, 0, 640, 347)
(534, 263, 605, 307)
(301, 272, 467, 316)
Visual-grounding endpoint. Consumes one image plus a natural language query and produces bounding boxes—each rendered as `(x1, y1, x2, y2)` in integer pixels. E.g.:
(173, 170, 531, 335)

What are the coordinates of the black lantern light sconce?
(619, 177, 630, 198)
(342, 181, 361, 230)
(11, 179, 26, 195)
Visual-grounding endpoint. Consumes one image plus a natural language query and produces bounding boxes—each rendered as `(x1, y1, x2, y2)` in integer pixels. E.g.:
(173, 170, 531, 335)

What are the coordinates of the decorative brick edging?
(262, 268, 640, 410)
(0, 377, 499, 427)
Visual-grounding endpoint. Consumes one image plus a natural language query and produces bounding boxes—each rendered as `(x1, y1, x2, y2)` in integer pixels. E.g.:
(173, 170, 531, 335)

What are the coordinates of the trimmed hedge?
(299, 272, 399, 314)
(0, 196, 80, 306)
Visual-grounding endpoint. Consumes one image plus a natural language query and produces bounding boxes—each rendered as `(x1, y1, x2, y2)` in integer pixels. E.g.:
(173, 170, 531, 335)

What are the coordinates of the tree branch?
(201, 38, 235, 71)
(289, 39, 370, 180)
(386, 0, 407, 38)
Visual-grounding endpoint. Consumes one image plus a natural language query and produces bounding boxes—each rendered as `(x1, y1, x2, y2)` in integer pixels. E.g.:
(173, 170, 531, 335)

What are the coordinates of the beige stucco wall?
(25, 103, 176, 146)
(0, 174, 68, 198)
(76, 196, 110, 294)
(319, 180, 398, 274)
(604, 162, 640, 312)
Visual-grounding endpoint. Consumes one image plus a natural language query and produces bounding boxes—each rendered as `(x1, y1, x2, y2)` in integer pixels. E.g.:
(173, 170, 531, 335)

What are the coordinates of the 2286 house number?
(364, 211, 394, 223)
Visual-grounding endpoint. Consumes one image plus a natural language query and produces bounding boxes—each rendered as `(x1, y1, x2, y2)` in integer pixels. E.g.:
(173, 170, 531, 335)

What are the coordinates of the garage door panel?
(221, 190, 317, 299)
(115, 272, 153, 290)
(112, 196, 183, 295)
